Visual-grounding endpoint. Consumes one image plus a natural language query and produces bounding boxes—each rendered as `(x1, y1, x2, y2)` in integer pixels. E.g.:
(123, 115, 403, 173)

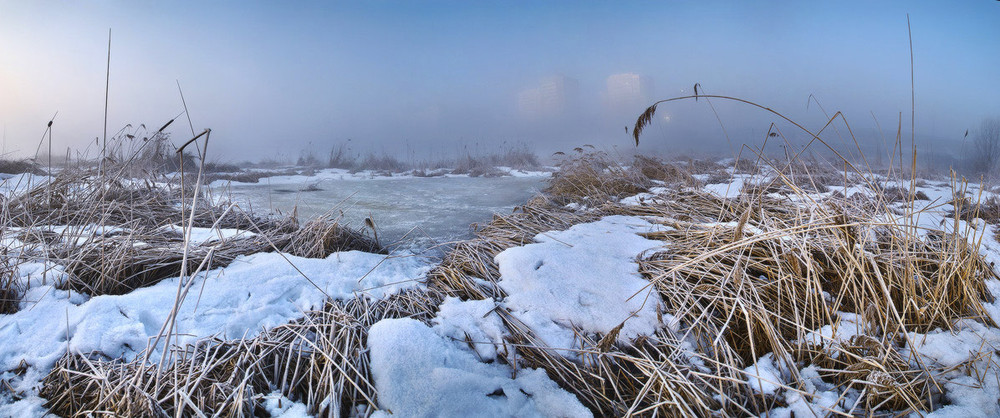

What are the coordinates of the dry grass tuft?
(51, 215, 381, 296)
(953, 196, 1000, 224)
(631, 155, 699, 186)
(281, 217, 384, 258)
(41, 343, 259, 417)
(428, 155, 998, 416)
(0, 159, 46, 175)
(545, 151, 649, 205)
(873, 182, 931, 202)
(41, 289, 441, 417)
(0, 257, 18, 315)
(545, 151, 703, 206)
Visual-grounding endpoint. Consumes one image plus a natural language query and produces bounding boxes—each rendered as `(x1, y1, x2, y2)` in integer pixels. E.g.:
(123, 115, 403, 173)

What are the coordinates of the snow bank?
(495, 216, 667, 354)
(262, 392, 313, 418)
(160, 224, 256, 245)
(619, 186, 667, 206)
(0, 250, 429, 398)
(368, 318, 592, 418)
(433, 297, 509, 361)
(0, 173, 49, 197)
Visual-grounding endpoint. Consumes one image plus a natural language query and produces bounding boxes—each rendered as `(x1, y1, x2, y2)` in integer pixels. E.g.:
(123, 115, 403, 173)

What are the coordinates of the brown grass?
(0, 257, 18, 315)
(28, 140, 1000, 416)
(545, 151, 703, 206)
(41, 289, 441, 417)
(428, 154, 998, 416)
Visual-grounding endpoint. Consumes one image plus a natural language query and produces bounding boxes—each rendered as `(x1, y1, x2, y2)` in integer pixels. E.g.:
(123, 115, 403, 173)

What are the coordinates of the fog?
(0, 1, 997, 163)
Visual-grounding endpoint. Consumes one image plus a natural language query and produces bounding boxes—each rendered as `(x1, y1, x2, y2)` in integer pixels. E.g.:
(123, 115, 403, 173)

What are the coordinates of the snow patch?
(496, 216, 666, 355)
(368, 318, 592, 417)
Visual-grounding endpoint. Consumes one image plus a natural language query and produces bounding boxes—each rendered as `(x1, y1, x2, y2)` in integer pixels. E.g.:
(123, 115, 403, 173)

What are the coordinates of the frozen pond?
(217, 175, 548, 252)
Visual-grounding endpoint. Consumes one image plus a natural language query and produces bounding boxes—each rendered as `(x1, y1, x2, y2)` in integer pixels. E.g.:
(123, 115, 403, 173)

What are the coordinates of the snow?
(208, 167, 551, 188)
(160, 224, 256, 245)
(703, 174, 759, 198)
(760, 365, 857, 418)
(368, 318, 592, 418)
(14, 260, 70, 290)
(433, 297, 509, 361)
(262, 392, 313, 418)
(902, 320, 1000, 418)
(0, 173, 49, 196)
(495, 216, 667, 354)
(743, 353, 787, 396)
(0, 395, 47, 418)
(8, 171, 1000, 416)
(0, 250, 429, 405)
(929, 375, 1000, 418)
(704, 178, 745, 199)
(619, 186, 667, 206)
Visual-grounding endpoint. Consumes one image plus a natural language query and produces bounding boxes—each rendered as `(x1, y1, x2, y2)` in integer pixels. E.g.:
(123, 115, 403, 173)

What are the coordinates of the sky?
(0, 1, 998, 162)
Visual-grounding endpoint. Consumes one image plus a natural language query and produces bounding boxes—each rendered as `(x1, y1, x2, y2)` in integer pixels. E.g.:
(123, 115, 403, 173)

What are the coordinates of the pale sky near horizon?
(0, 1, 997, 162)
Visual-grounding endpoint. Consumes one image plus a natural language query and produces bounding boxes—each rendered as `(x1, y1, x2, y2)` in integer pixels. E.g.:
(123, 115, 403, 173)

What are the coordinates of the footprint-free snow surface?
(0, 250, 430, 415)
(495, 215, 667, 355)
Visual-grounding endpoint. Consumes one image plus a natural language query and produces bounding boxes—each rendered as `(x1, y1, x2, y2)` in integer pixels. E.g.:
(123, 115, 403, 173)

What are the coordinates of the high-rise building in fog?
(605, 73, 654, 110)
(517, 75, 580, 119)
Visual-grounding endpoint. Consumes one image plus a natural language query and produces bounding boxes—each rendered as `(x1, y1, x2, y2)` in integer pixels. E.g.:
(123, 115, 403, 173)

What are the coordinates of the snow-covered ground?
(4, 169, 1000, 416)
(0, 250, 431, 415)
(660, 174, 1000, 418)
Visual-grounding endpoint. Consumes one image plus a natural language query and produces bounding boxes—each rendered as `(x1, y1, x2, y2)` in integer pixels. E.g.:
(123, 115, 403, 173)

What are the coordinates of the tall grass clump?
(544, 150, 700, 206)
(423, 85, 1000, 416)
(544, 150, 650, 205)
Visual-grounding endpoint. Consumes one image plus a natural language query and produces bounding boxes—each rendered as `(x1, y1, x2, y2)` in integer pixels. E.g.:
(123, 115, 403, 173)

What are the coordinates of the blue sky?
(0, 1, 997, 161)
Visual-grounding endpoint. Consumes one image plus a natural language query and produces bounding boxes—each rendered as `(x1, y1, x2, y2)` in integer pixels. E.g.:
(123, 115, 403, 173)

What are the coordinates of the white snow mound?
(368, 318, 592, 418)
(496, 215, 666, 353)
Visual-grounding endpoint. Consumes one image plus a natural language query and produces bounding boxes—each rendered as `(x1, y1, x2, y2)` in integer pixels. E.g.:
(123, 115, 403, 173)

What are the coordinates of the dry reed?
(32, 145, 1000, 416)
(428, 152, 999, 416)
(42, 289, 441, 417)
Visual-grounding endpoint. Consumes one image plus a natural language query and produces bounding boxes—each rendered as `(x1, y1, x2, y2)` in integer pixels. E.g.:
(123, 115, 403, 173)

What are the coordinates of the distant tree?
(971, 117, 1000, 176)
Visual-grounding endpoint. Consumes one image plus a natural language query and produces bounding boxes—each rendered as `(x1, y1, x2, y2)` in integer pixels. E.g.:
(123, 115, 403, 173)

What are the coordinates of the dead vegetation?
(0, 159, 46, 176)
(0, 258, 17, 315)
(426, 152, 999, 416)
(545, 151, 653, 205)
(0, 129, 382, 314)
(1, 169, 381, 298)
(41, 289, 441, 417)
(953, 195, 1000, 224)
(25, 148, 1000, 416)
(201, 168, 299, 185)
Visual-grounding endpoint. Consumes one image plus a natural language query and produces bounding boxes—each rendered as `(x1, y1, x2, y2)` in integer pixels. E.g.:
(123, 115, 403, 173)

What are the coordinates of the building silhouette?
(517, 75, 580, 119)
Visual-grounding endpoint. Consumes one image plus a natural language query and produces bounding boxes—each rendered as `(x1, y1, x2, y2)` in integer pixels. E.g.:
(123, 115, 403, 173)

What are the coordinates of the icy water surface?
(220, 176, 548, 251)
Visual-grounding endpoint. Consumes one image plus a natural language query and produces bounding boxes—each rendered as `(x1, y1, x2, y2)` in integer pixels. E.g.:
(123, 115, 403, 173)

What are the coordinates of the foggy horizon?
(1, 1, 998, 163)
